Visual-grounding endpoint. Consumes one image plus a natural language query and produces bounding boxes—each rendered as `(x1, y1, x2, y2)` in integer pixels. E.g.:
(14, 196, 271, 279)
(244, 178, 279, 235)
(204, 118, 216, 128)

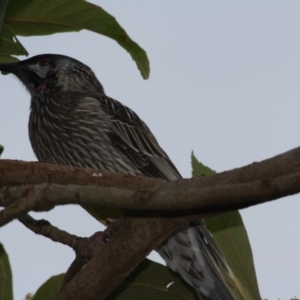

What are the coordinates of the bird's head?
(0, 54, 104, 97)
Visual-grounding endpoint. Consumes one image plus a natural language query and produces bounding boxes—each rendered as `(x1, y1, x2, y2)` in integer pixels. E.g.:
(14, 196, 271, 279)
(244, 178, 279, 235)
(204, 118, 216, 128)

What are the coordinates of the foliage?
(191, 152, 261, 300)
(0, 0, 149, 78)
(31, 260, 197, 300)
(0, 243, 13, 300)
(32, 274, 64, 300)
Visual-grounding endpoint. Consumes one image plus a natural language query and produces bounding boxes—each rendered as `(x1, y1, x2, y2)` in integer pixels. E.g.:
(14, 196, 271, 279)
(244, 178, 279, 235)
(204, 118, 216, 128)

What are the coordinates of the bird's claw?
(79, 230, 110, 262)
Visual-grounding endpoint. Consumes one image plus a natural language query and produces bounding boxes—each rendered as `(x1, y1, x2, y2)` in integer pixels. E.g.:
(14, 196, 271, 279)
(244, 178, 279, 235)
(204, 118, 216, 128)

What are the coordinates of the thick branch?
(1, 146, 300, 228)
(1, 170, 300, 227)
(2, 147, 300, 189)
(54, 216, 185, 300)
(1, 147, 300, 299)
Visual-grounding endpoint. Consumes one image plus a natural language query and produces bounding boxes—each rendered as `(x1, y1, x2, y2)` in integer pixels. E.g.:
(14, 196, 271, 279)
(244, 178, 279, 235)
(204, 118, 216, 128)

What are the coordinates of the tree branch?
(1, 147, 300, 299)
(17, 214, 92, 291)
(54, 216, 186, 300)
(1, 147, 300, 189)
(1, 170, 300, 227)
(18, 214, 84, 251)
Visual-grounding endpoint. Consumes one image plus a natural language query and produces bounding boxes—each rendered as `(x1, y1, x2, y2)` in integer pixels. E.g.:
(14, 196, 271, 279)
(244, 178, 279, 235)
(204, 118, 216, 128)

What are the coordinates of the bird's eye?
(39, 58, 50, 66)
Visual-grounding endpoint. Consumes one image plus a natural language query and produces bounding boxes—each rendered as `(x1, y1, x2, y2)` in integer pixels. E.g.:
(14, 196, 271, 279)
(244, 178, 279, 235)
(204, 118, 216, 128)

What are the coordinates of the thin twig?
(18, 214, 84, 251)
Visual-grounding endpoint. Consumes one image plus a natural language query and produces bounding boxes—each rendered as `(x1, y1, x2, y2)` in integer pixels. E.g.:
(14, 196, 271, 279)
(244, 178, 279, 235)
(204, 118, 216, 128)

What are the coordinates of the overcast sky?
(1, 1, 300, 299)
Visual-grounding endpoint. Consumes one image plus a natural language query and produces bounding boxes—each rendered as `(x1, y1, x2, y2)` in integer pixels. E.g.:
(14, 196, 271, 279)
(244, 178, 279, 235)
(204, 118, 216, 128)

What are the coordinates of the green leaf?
(191, 152, 261, 300)
(0, 0, 8, 32)
(191, 152, 216, 177)
(32, 273, 64, 300)
(108, 259, 197, 300)
(0, 55, 18, 63)
(32, 260, 197, 300)
(0, 243, 13, 300)
(0, 23, 28, 56)
(4, 0, 149, 79)
(0, 21, 28, 63)
(0, 145, 3, 156)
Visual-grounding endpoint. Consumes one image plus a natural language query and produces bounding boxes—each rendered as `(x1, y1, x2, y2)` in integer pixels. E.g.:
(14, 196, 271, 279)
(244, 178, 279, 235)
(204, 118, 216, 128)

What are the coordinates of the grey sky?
(1, 1, 300, 299)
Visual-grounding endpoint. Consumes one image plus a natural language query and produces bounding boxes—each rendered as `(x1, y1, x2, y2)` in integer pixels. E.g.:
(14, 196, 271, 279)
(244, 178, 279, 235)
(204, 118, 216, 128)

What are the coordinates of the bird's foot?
(79, 230, 110, 262)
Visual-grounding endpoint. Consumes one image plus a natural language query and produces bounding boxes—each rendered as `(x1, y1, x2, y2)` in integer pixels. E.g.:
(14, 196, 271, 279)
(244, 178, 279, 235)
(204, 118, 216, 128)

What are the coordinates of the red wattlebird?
(0, 54, 235, 300)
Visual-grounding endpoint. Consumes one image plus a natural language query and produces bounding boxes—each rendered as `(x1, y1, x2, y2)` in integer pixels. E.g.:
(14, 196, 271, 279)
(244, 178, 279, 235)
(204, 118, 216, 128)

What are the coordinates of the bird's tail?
(156, 219, 235, 300)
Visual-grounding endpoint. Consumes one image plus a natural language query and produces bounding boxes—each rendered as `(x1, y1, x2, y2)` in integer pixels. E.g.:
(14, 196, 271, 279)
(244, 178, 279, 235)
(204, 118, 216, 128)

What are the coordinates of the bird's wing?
(157, 222, 236, 300)
(96, 94, 182, 181)
(89, 93, 235, 299)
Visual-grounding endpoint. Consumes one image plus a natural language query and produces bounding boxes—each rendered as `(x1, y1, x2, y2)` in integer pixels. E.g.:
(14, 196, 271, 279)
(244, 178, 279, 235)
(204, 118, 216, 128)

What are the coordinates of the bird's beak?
(0, 61, 33, 79)
(0, 61, 45, 92)
(0, 62, 21, 74)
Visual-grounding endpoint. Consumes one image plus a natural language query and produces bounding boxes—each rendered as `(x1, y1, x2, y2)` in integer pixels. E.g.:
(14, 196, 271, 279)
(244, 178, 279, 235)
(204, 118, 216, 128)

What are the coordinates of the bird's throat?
(36, 79, 48, 91)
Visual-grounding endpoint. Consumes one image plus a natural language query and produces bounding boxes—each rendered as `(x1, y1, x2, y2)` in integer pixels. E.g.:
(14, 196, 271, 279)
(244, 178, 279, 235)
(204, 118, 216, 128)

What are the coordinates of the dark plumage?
(0, 54, 235, 300)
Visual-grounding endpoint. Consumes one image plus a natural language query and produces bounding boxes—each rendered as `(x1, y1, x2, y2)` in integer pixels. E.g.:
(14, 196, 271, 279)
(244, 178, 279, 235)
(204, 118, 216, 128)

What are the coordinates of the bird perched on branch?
(0, 54, 235, 300)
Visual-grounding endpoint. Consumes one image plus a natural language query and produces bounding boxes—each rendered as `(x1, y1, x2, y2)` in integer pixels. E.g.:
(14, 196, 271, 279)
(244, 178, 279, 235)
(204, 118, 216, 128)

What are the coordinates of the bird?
(0, 54, 235, 300)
